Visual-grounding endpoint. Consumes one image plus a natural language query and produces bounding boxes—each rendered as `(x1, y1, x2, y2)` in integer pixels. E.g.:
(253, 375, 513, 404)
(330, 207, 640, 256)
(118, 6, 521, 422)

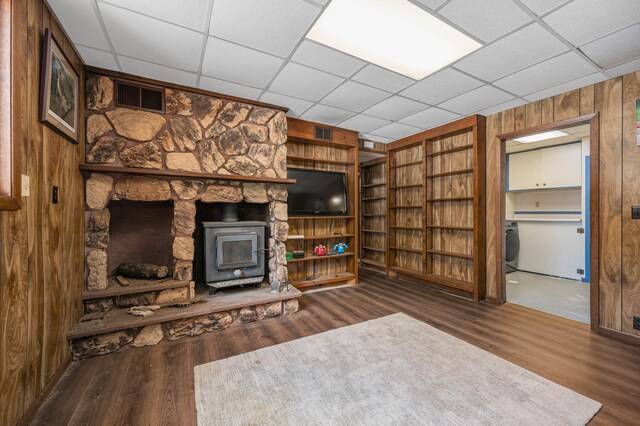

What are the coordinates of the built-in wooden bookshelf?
(386, 115, 486, 301)
(359, 157, 387, 273)
(286, 118, 359, 290)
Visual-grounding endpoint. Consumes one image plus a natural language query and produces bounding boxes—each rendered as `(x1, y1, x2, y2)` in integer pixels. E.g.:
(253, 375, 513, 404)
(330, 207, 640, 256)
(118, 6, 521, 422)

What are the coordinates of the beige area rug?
(194, 313, 601, 425)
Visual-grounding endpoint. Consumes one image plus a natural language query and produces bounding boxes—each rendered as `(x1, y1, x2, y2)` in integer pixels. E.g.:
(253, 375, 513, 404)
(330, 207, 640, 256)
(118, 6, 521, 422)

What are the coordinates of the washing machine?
(505, 221, 520, 274)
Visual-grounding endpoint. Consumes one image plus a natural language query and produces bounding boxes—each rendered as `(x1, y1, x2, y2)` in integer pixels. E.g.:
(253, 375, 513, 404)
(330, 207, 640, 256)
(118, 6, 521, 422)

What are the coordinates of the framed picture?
(39, 28, 79, 143)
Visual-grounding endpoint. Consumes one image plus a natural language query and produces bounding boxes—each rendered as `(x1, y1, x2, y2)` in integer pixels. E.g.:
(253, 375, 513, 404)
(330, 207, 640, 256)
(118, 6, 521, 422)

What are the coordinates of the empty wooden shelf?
(387, 115, 485, 301)
(360, 156, 387, 272)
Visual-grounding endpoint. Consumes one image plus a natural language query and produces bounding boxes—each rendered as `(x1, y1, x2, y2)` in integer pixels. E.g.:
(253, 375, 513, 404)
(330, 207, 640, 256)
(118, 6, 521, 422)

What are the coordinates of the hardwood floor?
(31, 269, 640, 425)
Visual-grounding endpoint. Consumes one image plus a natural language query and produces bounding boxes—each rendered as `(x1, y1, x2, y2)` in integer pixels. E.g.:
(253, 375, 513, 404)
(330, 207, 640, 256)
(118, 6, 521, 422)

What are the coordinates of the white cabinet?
(508, 149, 541, 191)
(508, 143, 581, 191)
(540, 143, 582, 188)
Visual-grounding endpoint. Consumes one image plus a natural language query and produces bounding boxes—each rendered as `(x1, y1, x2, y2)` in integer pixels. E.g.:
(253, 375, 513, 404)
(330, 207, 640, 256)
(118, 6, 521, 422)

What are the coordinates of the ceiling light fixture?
(514, 130, 569, 143)
(306, 0, 481, 80)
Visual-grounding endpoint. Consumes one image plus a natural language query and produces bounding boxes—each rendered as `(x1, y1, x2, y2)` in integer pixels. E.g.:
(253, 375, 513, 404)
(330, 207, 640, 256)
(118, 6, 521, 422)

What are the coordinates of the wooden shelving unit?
(386, 115, 486, 301)
(359, 156, 387, 273)
(286, 118, 359, 290)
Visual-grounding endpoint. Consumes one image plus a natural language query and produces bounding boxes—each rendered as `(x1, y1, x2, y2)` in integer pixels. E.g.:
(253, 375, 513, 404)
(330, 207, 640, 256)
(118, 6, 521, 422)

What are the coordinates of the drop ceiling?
(48, 0, 640, 143)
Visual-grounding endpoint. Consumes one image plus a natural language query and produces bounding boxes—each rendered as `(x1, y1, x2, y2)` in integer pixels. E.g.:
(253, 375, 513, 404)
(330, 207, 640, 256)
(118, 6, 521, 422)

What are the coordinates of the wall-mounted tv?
(287, 168, 348, 216)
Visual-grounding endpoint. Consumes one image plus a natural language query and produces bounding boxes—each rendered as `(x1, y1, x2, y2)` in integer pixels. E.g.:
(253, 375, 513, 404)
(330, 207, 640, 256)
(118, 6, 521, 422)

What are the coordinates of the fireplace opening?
(107, 200, 174, 276)
(193, 202, 270, 287)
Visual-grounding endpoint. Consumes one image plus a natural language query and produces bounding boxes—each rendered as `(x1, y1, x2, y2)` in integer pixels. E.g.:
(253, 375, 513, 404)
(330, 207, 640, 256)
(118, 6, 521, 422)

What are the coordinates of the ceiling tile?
(400, 68, 483, 104)
(338, 114, 391, 133)
(523, 73, 606, 102)
(493, 52, 595, 96)
(202, 37, 284, 88)
(438, 85, 514, 115)
(300, 104, 355, 126)
(321, 81, 390, 112)
(438, 0, 531, 43)
(475, 98, 527, 117)
(48, 0, 110, 50)
(363, 96, 428, 121)
(118, 56, 199, 86)
(77, 46, 118, 70)
(268, 62, 344, 101)
(199, 76, 262, 100)
(606, 57, 640, 78)
(209, 0, 321, 57)
(398, 107, 460, 129)
(99, 0, 210, 31)
(412, 0, 450, 10)
(580, 23, 640, 69)
(351, 65, 415, 92)
(100, 3, 203, 72)
(519, 0, 572, 16)
(259, 92, 313, 117)
(543, 0, 640, 45)
(370, 122, 420, 140)
(291, 40, 365, 77)
(454, 23, 568, 82)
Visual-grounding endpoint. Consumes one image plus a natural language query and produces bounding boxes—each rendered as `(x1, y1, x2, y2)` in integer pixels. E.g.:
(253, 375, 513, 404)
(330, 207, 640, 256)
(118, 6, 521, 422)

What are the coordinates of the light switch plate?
(21, 175, 30, 197)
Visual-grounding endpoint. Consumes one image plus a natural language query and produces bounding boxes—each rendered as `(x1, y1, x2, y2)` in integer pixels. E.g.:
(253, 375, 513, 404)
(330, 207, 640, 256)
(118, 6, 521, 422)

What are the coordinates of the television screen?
(287, 168, 348, 215)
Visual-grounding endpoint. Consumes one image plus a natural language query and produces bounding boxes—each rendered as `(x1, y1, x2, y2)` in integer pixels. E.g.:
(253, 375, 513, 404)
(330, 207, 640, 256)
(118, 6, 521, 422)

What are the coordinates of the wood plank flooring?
(30, 269, 640, 425)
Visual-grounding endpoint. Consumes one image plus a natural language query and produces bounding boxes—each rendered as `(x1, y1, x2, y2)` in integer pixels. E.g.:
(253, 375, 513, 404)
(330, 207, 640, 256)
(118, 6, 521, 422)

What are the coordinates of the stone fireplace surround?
(72, 74, 298, 357)
(85, 174, 289, 290)
(84, 72, 290, 292)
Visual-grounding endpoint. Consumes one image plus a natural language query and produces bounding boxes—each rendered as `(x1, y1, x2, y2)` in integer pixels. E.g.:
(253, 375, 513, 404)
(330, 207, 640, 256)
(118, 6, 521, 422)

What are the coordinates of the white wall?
(517, 221, 585, 279)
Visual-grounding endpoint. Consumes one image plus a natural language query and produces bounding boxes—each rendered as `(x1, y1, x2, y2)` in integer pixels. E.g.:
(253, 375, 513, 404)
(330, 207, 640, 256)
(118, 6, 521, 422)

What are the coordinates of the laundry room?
(504, 124, 591, 323)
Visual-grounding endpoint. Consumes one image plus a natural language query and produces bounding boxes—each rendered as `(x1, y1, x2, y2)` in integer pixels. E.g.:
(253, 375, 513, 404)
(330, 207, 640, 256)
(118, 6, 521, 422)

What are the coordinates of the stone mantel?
(78, 164, 296, 185)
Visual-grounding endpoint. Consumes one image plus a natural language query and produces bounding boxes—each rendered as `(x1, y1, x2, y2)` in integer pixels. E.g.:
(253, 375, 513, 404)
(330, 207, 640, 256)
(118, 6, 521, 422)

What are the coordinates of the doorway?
(498, 115, 599, 327)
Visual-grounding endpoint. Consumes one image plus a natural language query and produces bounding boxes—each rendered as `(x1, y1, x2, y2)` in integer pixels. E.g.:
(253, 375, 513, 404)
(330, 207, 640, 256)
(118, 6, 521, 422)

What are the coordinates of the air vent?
(314, 126, 333, 141)
(114, 80, 165, 113)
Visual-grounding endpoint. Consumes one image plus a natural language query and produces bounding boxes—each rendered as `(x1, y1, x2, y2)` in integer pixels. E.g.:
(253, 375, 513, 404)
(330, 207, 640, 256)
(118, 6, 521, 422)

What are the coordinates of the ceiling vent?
(114, 80, 165, 113)
(315, 126, 333, 141)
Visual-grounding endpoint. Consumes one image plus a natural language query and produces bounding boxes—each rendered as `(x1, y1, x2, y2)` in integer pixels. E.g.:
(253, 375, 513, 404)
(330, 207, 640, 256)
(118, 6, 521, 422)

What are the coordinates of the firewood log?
(117, 262, 169, 279)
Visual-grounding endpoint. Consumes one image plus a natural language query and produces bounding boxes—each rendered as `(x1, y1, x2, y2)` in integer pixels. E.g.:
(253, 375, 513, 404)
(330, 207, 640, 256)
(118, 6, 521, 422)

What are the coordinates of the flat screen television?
(287, 168, 348, 215)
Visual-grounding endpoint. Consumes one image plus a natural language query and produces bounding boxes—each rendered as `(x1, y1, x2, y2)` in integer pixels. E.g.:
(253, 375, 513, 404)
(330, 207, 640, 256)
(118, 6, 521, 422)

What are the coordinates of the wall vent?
(114, 80, 165, 113)
(314, 126, 333, 141)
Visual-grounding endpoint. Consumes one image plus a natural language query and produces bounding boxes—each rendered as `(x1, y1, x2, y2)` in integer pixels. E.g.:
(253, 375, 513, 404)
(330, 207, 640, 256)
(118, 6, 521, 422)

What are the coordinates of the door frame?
(496, 113, 600, 331)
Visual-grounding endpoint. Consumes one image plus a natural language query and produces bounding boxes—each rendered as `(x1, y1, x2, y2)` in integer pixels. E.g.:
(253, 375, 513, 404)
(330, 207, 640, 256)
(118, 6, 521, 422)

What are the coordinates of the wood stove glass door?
(215, 233, 258, 270)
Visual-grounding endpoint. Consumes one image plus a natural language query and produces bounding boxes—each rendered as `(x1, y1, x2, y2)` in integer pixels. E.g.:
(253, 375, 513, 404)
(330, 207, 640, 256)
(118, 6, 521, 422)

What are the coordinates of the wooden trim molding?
(0, 0, 21, 210)
(16, 356, 72, 426)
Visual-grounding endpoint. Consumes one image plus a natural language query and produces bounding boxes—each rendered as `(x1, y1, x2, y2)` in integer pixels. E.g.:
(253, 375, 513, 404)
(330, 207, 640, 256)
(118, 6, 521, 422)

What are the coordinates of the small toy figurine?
(313, 244, 328, 256)
(333, 242, 348, 254)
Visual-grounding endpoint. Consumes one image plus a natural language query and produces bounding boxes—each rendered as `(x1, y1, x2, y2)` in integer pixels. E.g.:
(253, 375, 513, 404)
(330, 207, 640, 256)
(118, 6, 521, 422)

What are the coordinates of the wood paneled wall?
(0, 0, 85, 424)
(485, 71, 640, 339)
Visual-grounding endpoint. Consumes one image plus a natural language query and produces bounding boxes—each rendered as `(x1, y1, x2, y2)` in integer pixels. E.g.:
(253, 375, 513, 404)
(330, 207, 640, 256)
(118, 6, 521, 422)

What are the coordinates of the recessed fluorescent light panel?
(514, 130, 569, 143)
(306, 0, 481, 80)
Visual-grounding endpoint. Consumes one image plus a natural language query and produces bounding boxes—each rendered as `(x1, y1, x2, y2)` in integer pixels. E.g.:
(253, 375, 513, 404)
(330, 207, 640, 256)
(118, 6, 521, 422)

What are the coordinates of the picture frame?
(39, 28, 79, 144)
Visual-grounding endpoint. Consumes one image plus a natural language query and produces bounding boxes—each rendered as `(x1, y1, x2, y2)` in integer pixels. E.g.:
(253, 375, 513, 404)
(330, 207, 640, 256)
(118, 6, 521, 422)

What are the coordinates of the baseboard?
(597, 327, 640, 347)
(17, 355, 72, 426)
